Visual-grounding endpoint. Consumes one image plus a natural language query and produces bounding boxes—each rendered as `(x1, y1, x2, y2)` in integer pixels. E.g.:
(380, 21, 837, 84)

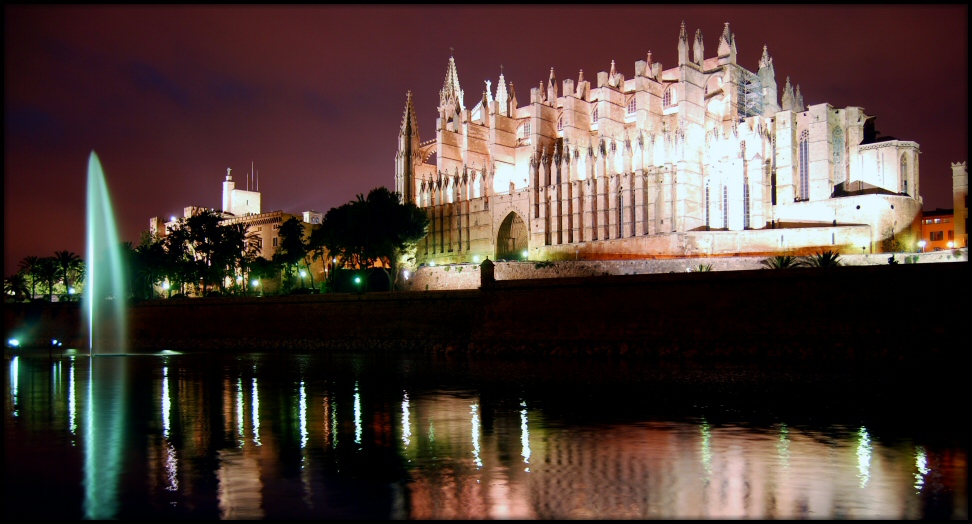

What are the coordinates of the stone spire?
(396, 91, 421, 204)
(678, 21, 689, 65)
(781, 76, 794, 112)
(400, 90, 419, 137)
(693, 29, 704, 67)
(440, 54, 464, 111)
(547, 67, 558, 102)
(794, 84, 804, 112)
(496, 67, 509, 116)
(758, 45, 773, 70)
(757, 45, 780, 115)
(717, 22, 732, 56)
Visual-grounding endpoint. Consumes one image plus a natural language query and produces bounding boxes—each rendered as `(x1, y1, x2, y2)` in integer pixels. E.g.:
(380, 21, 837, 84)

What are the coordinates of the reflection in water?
(354, 382, 362, 448)
(402, 391, 412, 448)
(69, 357, 77, 437)
(251, 377, 260, 446)
(9, 355, 18, 418)
(915, 446, 929, 492)
(520, 400, 531, 472)
(5, 353, 966, 519)
(857, 426, 872, 488)
(471, 403, 483, 469)
(83, 357, 127, 520)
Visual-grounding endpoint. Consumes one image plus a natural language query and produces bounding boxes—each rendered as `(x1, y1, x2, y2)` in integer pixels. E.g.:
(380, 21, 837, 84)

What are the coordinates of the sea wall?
(4, 261, 967, 360)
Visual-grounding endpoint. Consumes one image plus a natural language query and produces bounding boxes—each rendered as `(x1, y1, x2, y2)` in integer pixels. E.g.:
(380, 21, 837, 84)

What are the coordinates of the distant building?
(953, 162, 968, 248)
(148, 168, 326, 293)
(920, 209, 955, 252)
(395, 22, 922, 265)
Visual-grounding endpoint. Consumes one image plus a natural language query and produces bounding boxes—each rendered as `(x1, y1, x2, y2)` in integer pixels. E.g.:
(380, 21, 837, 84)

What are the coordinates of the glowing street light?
(522, 250, 529, 259)
(947, 241, 954, 249)
(918, 240, 926, 252)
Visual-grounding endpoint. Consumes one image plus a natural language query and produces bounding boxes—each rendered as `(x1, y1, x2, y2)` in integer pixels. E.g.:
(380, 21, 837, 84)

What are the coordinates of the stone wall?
(410, 247, 967, 290)
(5, 261, 967, 361)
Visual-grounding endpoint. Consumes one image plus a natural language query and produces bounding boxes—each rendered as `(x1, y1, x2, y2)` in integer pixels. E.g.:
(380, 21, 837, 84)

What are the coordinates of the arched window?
(900, 155, 909, 194)
(557, 115, 563, 131)
(799, 129, 809, 200)
(663, 85, 677, 108)
(626, 96, 636, 114)
(592, 106, 599, 123)
(833, 127, 845, 186)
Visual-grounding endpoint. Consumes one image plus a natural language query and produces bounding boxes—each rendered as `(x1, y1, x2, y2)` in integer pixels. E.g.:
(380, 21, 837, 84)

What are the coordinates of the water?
(4, 350, 966, 519)
(84, 151, 127, 352)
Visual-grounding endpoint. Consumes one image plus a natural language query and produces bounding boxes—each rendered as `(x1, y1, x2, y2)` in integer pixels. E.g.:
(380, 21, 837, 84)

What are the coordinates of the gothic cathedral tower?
(395, 91, 420, 204)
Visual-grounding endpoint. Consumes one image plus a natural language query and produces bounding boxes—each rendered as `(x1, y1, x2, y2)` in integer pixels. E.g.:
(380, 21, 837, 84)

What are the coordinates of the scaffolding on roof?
(737, 69, 763, 118)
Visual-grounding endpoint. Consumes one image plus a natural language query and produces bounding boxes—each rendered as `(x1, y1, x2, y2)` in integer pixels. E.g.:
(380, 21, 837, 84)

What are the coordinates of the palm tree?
(36, 257, 61, 301)
(4, 273, 29, 302)
(760, 254, 801, 269)
(19, 255, 42, 300)
(801, 250, 842, 267)
(54, 250, 82, 294)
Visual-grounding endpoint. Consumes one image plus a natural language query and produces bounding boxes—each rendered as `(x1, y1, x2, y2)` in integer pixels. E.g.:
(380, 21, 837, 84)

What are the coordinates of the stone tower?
(395, 91, 420, 204)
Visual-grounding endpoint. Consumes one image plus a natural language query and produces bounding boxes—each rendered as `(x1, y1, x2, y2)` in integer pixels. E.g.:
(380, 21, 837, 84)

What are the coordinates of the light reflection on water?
(4, 351, 966, 519)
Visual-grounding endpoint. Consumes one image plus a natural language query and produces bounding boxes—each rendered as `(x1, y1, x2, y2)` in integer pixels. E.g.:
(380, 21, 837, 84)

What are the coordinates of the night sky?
(4, 5, 967, 276)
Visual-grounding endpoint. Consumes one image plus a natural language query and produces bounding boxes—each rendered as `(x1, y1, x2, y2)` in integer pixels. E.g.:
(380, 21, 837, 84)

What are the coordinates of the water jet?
(83, 151, 128, 354)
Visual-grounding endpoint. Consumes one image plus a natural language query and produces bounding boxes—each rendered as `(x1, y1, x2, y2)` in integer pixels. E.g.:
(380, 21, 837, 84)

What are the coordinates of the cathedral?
(395, 22, 921, 264)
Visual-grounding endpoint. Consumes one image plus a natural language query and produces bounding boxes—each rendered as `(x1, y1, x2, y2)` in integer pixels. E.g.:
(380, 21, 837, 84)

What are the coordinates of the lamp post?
(918, 240, 926, 253)
(299, 269, 306, 289)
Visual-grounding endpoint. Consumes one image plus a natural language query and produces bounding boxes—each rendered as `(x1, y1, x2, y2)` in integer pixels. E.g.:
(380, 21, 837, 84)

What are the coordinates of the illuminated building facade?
(920, 209, 956, 252)
(395, 22, 922, 265)
(953, 161, 968, 248)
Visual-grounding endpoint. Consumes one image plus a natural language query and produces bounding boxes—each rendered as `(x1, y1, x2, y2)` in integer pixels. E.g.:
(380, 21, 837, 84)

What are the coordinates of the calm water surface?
(4, 350, 966, 519)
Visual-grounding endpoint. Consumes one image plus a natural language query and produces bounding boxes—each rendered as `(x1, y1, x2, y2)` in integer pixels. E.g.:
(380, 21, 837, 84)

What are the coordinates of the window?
(273, 237, 278, 247)
(592, 107, 599, 122)
(900, 155, 908, 194)
(257, 238, 263, 249)
(930, 231, 944, 241)
(626, 96, 636, 114)
(833, 127, 845, 185)
(799, 129, 810, 200)
(723, 185, 728, 229)
(663, 85, 676, 108)
(948, 230, 954, 240)
(705, 182, 710, 228)
(519, 121, 531, 141)
(557, 116, 563, 131)
(743, 180, 751, 229)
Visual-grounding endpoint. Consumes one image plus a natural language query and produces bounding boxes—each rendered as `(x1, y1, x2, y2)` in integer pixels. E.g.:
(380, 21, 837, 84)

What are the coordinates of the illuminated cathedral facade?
(395, 22, 922, 264)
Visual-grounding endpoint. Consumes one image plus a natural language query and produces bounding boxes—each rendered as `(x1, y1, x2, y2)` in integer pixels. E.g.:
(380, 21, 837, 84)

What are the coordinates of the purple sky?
(5, 5, 967, 275)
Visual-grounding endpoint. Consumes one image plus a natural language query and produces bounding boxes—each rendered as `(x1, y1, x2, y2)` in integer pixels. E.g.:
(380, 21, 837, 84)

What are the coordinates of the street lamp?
(947, 241, 954, 249)
(300, 269, 306, 288)
(918, 240, 926, 252)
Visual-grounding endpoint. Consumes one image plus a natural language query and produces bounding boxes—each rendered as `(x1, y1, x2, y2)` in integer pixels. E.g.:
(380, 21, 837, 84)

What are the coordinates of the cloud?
(3, 105, 66, 149)
(124, 60, 191, 108)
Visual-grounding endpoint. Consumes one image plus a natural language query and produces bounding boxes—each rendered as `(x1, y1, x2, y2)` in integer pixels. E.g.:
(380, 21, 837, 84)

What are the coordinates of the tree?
(273, 217, 308, 290)
(133, 233, 168, 299)
(318, 187, 428, 291)
(19, 255, 42, 300)
(4, 273, 29, 302)
(36, 257, 61, 301)
(54, 250, 82, 295)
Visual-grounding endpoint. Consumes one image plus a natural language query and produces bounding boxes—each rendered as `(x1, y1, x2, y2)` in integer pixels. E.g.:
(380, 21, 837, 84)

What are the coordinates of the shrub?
(801, 250, 842, 267)
(760, 255, 799, 269)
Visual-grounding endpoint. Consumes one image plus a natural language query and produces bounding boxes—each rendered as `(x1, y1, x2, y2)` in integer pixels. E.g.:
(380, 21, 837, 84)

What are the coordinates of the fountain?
(83, 151, 128, 353)
(80, 151, 130, 518)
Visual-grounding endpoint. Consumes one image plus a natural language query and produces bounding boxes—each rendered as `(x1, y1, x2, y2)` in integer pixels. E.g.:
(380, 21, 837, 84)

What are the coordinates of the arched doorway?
(496, 212, 527, 260)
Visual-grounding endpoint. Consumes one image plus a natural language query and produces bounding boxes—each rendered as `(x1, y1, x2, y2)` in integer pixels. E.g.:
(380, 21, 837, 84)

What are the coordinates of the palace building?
(395, 22, 922, 264)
